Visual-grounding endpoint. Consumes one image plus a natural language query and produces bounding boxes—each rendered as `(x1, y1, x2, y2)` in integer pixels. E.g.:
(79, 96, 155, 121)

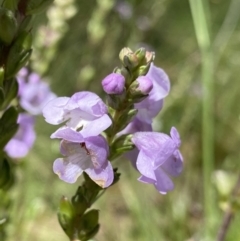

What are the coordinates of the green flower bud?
(136, 63, 151, 76)
(119, 47, 133, 62)
(135, 47, 146, 64)
(0, 8, 17, 45)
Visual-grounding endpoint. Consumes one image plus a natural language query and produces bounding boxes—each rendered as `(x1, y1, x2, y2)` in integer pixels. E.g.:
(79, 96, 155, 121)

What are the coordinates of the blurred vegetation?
(2, 0, 240, 240)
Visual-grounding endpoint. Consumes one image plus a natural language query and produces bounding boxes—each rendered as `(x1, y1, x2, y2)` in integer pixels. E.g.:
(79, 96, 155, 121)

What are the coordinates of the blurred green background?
(4, 0, 240, 240)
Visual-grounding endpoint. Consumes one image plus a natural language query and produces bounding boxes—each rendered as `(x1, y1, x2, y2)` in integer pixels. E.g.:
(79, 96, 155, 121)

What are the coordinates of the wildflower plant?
(42, 47, 184, 240)
(0, 1, 184, 240)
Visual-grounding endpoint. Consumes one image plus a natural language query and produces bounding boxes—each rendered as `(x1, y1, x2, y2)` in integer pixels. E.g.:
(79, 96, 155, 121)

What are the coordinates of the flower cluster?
(42, 47, 183, 194)
(43, 91, 114, 188)
(121, 64, 182, 194)
(102, 48, 183, 194)
(4, 68, 56, 159)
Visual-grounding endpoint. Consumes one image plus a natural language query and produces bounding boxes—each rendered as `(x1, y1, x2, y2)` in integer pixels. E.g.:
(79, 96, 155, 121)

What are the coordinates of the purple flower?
(53, 130, 113, 188)
(102, 73, 125, 95)
(17, 69, 56, 115)
(4, 113, 36, 159)
(42, 91, 112, 138)
(135, 63, 170, 123)
(135, 75, 153, 95)
(131, 127, 183, 194)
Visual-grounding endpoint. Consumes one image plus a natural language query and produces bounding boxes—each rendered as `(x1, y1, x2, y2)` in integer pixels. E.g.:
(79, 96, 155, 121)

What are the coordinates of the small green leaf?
(2, 78, 18, 109)
(0, 106, 19, 150)
(0, 8, 17, 45)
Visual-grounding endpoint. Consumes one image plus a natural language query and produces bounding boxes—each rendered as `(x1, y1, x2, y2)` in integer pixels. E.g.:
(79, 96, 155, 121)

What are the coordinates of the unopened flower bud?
(119, 47, 133, 62)
(136, 76, 153, 94)
(135, 48, 146, 63)
(129, 76, 153, 97)
(145, 51, 155, 63)
(102, 73, 125, 95)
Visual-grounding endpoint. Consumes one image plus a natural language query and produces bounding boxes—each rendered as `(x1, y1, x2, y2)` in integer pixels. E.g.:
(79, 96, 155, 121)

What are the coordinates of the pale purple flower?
(132, 127, 183, 194)
(135, 63, 170, 123)
(42, 91, 112, 138)
(53, 130, 113, 188)
(17, 69, 56, 115)
(4, 113, 36, 159)
(102, 73, 125, 95)
(135, 75, 153, 95)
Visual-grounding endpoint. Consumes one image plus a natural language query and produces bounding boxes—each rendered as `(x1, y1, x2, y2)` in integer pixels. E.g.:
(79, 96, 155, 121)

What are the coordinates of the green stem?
(189, 0, 215, 237)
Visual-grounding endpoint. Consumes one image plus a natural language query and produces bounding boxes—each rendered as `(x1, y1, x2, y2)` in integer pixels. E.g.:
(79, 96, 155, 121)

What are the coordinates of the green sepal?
(0, 106, 19, 150)
(1, 77, 18, 110)
(136, 63, 151, 76)
(57, 196, 74, 238)
(26, 0, 54, 15)
(79, 224, 100, 241)
(78, 210, 99, 240)
(0, 8, 17, 45)
(71, 187, 88, 216)
(5, 31, 32, 79)
(106, 91, 126, 110)
(111, 168, 121, 185)
(111, 134, 133, 150)
(134, 48, 146, 65)
(115, 108, 137, 133)
(110, 145, 135, 160)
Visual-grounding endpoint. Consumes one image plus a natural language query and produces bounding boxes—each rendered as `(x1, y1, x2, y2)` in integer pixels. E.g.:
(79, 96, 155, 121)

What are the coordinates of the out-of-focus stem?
(189, 0, 215, 237)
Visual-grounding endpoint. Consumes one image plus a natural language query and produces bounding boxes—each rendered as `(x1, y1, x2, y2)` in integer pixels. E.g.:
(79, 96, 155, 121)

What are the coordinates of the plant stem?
(216, 175, 240, 241)
(189, 0, 215, 237)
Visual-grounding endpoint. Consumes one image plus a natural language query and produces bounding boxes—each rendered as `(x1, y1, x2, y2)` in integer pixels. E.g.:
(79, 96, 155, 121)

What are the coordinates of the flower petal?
(85, 136, 109, 168)
(53, 157, 84, 183)
(146, 63, 170, 100)
(154, 168, 174, 194)
(42, 97, 69, 124)
(138, 175, 155, 184)
(51, 127, 84, 143)
(136, 150, 156, 180)
(80, 114, 112, 138)
(85, 161, 114, 188)
(170, 127, 181, 148)
(65, 91, 108, 117)
(161, 150, 183, 177)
